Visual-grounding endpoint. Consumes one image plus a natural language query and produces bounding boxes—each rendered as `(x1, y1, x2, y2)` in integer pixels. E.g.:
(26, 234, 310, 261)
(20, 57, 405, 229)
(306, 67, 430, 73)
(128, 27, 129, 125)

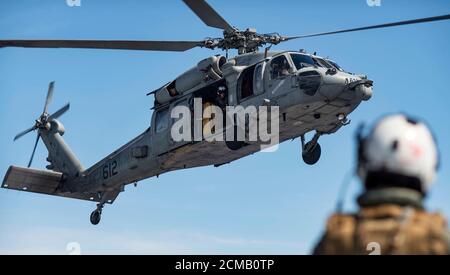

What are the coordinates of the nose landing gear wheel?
(90, 210, 102, 225)
(302, 142, 321, 165)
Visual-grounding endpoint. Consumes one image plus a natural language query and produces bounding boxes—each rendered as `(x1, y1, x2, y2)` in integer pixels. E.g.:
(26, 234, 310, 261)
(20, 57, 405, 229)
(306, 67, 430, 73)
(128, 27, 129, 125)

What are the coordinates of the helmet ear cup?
(429, 126, 441, 172)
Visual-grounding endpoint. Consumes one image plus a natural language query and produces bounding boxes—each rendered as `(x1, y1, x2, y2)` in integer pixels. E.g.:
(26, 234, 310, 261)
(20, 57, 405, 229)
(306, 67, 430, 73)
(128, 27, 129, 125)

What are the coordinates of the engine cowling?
(155, 55, 227, 105)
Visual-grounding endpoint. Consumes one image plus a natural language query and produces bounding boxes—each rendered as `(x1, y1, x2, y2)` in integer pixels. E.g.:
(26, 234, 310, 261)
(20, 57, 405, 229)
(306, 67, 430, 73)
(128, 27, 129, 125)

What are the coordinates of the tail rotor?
(13, 82, 70, 167)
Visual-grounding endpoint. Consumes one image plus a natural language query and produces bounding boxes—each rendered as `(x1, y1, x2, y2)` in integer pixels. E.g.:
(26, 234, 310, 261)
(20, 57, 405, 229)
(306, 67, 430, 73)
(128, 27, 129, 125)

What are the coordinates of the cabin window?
(254, 63, 265, 95)
(270, 55, 292, 79)
(290, 54, 315, 70)
(239, 65, 256, 101)
(155, 107, 170, 134)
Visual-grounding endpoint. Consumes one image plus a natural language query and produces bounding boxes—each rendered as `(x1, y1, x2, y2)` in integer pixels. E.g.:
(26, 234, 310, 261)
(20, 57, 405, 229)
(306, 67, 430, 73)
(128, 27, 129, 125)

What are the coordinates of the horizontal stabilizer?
(2, 166, 119, 204)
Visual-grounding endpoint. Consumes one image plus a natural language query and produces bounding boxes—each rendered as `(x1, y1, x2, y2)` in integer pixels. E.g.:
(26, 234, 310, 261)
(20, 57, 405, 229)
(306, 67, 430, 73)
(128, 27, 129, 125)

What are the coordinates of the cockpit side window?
(270, 55, 292, 79)
(155, 107, 170, 134)
(290, 54, 315, 70)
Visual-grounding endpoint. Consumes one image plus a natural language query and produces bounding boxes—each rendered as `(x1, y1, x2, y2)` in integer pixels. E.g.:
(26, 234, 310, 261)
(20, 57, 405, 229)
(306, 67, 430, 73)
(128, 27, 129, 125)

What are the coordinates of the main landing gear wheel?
(226, 140, 246, 151)
(302, 142, 322, 165)
(90, 210, 101, 225)
(225, 125, 246, 151)
(301, 132, 322, 165)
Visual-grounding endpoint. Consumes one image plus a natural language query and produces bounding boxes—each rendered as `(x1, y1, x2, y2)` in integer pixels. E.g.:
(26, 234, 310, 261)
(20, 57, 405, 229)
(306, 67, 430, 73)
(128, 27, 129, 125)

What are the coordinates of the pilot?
(272, 57, 291, 78)
(279, 59, 290, 76)
(313, 114, 450, 255)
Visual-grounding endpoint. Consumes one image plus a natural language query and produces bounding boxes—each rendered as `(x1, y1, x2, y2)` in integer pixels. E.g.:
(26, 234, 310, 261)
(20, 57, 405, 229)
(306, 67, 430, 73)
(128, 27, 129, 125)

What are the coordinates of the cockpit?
(324, 59, 345, 72)
(289, 53, 345, 72)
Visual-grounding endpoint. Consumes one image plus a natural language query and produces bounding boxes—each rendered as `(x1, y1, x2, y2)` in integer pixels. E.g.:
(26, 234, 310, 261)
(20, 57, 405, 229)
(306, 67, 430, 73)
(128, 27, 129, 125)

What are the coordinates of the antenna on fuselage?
(264, 45, 273, 58)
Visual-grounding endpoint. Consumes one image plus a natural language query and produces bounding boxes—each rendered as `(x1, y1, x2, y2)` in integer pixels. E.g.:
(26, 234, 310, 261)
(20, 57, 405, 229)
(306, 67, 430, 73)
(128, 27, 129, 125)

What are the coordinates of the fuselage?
(71, 50, 373, 195)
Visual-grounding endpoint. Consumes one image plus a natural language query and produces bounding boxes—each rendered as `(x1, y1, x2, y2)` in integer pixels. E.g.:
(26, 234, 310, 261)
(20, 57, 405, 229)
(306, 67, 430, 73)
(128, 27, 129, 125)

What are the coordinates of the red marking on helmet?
(408, 142, 423, 157)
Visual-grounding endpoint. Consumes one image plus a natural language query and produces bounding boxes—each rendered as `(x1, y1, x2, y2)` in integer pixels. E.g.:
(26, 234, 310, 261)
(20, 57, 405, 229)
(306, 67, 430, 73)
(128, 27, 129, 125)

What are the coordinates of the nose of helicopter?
(318, 70, 373, 101)
(354, 79, 373, 101)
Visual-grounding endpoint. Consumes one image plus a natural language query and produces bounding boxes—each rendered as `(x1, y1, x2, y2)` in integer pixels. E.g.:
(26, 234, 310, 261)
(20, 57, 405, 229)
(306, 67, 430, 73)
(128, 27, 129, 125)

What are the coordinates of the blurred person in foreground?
(313, 114, 449, 255)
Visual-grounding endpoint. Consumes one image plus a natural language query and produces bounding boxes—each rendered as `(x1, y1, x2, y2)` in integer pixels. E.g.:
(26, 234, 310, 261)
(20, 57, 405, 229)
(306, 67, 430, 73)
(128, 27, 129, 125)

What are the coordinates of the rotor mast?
(182, 0, 287, 54)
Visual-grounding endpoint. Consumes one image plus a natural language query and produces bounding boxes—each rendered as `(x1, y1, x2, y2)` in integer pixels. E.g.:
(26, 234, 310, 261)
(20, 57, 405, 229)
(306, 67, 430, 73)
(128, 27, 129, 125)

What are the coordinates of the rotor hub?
(202, 28, 285, 54)
(35, 113, 50, 128)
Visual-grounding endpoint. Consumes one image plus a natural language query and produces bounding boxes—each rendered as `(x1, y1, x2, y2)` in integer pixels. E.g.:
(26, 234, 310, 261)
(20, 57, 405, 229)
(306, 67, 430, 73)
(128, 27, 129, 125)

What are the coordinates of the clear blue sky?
(0, 0, 449, 254)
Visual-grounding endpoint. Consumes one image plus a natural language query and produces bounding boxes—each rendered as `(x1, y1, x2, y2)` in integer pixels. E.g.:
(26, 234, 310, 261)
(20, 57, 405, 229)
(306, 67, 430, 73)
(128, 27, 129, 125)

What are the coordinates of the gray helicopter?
(1, 0, 449, 225)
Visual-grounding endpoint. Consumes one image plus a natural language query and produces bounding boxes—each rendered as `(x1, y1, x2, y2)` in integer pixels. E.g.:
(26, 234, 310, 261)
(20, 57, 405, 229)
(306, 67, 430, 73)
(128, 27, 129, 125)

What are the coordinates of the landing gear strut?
(301, 132, 322, 165)
(90, 193, 107, 225)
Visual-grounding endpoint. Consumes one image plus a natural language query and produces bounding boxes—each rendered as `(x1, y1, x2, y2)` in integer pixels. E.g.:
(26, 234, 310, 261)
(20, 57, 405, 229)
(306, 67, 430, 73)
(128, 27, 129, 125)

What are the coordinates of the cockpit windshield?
(290, 53, 346, 72)
(313, 57, 333, 69)
(290, 54, 315, 70)
(326, 59, 344, 72)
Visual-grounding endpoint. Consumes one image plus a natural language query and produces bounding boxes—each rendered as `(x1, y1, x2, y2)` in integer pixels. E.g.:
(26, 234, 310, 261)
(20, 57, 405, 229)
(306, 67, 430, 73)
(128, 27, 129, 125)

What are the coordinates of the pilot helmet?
(357, 114, 440, 195)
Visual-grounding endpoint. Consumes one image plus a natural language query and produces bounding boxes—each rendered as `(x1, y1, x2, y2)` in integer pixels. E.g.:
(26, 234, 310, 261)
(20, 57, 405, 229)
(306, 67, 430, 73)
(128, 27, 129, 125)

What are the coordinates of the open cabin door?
(226, 62, 269, 146)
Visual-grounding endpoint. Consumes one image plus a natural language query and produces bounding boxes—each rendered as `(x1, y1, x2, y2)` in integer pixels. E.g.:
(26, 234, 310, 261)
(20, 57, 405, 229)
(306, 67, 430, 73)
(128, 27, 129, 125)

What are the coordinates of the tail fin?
(40, 119, 84, 177)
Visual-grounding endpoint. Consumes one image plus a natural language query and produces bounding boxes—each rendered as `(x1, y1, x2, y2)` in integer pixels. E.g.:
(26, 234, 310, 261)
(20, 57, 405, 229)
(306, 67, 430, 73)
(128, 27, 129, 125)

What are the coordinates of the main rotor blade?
(285, 14, 450, 40)
(43, 81, 55, 114)
(49, 103, 70, 121)
(0, 40, 205, 52)
(183, 0, 233, 31)
(28, 133, 41, 168)
(14, 125, 37, 141)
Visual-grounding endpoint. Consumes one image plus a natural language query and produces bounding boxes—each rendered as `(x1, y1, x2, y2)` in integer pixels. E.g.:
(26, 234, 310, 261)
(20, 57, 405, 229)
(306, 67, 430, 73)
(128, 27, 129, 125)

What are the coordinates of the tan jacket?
(313, 204, 450, 255)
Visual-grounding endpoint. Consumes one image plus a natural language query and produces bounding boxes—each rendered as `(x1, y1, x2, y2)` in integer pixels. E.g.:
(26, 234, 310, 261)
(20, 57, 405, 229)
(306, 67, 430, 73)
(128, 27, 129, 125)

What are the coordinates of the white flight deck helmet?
(357, 114, 440, 195)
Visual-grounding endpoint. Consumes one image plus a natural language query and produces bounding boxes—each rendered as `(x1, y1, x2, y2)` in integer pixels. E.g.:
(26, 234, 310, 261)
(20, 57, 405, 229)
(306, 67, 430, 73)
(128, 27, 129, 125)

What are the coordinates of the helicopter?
(1, 0, 449, 225)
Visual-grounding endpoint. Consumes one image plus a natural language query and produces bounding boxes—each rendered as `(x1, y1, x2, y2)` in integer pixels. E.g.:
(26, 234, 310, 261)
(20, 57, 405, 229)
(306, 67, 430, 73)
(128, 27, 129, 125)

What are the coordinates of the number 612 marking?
(103, 160, 118, 180)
